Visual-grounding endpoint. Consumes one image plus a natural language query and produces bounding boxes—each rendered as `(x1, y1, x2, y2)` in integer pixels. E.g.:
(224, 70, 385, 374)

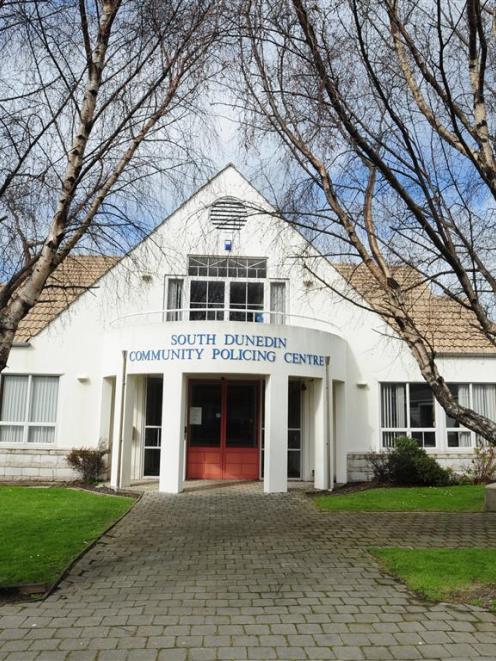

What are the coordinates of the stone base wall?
(347, 452, 475, 483)
(0, 448, 79, 481)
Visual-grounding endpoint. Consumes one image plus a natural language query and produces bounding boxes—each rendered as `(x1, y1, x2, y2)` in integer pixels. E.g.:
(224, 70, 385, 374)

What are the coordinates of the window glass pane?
(288, 451, 301, 478)
(190, 280, 207, 305)
(381, 384, 406, 428)
(448, 431, 472, 448)
(188, 256, 267, 279)
(28, 426, 55, 443)
(208, 281, 225, 305)
(288, 381, 301, 429)
(29, 376, 58, 423)
(473, 384, 496, 420)
(1, 375, 28, 422)
(189, 384, 221, 447)
(446, 383, 470, 428)
(226, 383, 257, 448)
(144, 448, 160, 476)
(411, 430, 436, 447)
(230, 282, 246, 308)
(288, 430, 301, 449)
(409, 383, 434, 428)
(247, 283, 264, 308)
(0, 425, 24, 442)
(144, 427, 161, 447)
(229, 282, 264, 322)
(270, 282, 286, 324)
(382, 430, 406, 448)
(146, 377, 163, 427)
(166, 279, 183, 321)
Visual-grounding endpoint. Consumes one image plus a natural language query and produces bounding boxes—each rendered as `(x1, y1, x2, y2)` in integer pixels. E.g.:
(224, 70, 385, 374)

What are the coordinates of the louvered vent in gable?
(209, 197, 247, 230)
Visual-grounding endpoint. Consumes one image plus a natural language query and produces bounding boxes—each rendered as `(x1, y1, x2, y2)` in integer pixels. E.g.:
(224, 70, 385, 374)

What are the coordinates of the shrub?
(463, 446, 496, 484)
(66, 447, 107, 483)
(366, 450, 391, 483)
(367, 437, 452, 487)
(388, 437, 452, 486)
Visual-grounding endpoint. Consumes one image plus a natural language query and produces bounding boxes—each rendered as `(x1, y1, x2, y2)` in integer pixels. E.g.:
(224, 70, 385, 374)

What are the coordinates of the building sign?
(128, 332, 326, 366)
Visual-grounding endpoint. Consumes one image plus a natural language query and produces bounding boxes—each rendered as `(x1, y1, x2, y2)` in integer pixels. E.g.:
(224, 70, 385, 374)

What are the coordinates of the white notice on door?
(190, 407, 202, 425)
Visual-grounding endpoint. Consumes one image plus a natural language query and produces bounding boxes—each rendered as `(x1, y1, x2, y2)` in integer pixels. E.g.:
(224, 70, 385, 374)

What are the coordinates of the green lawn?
(0, 486, 134, 587)
(314, 485, 486, 512)
(372, 547, 496, 610)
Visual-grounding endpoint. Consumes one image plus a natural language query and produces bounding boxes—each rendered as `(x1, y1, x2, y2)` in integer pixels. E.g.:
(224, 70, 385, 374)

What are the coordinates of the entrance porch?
(110, 372, 334, 494)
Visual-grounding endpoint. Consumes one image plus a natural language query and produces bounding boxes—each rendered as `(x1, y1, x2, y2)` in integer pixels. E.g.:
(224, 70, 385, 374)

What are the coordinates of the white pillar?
(109, 372, 123, 489)
(109, 370, 135, 489)
(120, 375, 137, 488)
(313, 378, 328, 490)
(159, 371, 186, 494)
(333, 380, 347, 484)
(264, 372, 288, 493)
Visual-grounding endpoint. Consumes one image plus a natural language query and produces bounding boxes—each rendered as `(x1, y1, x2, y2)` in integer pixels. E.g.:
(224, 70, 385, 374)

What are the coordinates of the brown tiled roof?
(14, 255, 118, 342)
(333, 263, 496, 355)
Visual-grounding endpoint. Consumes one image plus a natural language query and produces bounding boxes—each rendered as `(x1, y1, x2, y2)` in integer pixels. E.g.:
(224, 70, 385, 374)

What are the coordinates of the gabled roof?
(15, 255, 118, 342)
(333, 263, 496, 355)
(10, 165, 496, 355)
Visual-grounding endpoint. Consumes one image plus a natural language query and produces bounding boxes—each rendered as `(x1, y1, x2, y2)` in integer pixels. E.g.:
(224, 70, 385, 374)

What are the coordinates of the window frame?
(183, 257, 272, 323)
(444, 383, 473, 450)
(380, 382, 436, 449)
(188, 255, 267, 279)
(0, 373, 60, 446)
(380, 381, 496, 451)
(167, 258, 288, 324)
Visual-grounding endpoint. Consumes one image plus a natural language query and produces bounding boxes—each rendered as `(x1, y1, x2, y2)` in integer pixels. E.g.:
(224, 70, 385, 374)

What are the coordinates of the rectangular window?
(382, 382, 496, 450)
(188, 256, 267, 279)
(166, 278, 183, 321)
(270, 281, 286, 324)
(446, 384, 471, 448)
(380, 382, 435, 448)
(288, 380, 302, 478)
(229, 281, 264, 322)
(190, 280, 225, 320)
(0, 375, 59, 444)
(472, 384, 496, 446)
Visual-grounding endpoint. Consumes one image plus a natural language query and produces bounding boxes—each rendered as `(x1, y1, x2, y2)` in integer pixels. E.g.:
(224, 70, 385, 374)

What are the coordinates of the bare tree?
(0, 0, 223, 372)
(234, 0, 496, 443)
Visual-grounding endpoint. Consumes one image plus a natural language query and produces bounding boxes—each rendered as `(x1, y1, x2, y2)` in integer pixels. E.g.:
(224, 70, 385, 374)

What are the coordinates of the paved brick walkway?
(1, 482, 496, 660)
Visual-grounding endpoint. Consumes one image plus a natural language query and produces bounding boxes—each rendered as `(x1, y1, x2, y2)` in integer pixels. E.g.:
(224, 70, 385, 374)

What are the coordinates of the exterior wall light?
(141, 273, 153, 282)
(356, 382, 368, 389)
(77, 375, 90, 383)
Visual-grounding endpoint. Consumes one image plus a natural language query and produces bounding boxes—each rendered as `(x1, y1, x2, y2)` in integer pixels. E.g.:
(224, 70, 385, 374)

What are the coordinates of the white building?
(1, 165, 495, 492)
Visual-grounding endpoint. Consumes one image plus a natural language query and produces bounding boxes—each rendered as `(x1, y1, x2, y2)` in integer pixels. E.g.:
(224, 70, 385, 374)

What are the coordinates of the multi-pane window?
(167, 256, 287, 324)
(0, 375, 59, 444)
(188, 256, 267, 279)
(381, 382, 496, 449)
(446, 383, 496, 448)
(381, 383, 435, 448)
(190, 280, 225, 320)
(288, 380, 302, 478)
(229, 282, 264, 321)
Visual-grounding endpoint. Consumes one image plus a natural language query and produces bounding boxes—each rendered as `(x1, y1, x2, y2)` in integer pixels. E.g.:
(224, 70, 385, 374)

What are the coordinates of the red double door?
(186, 380, 260, 480)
